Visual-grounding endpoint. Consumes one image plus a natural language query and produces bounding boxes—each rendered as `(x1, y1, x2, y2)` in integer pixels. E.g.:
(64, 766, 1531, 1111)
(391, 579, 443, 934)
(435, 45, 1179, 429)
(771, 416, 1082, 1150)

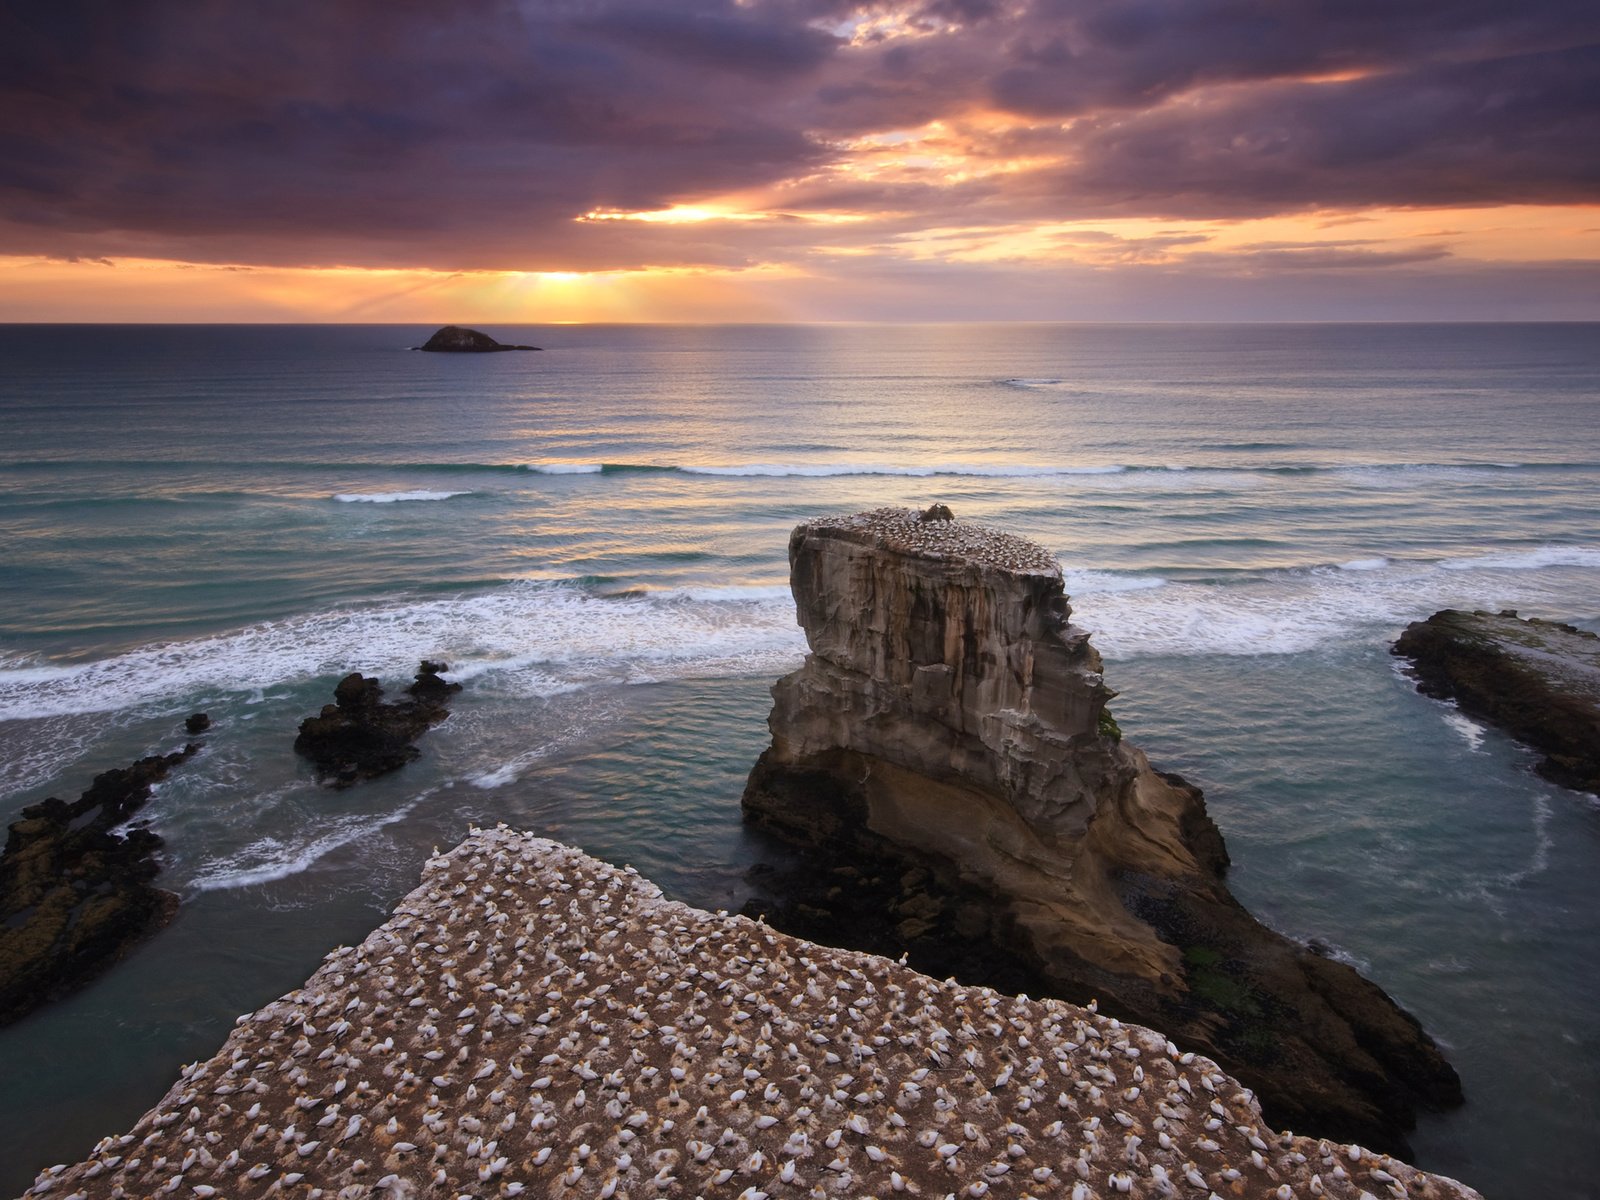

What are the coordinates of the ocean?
(0, 322, 1596, 1198)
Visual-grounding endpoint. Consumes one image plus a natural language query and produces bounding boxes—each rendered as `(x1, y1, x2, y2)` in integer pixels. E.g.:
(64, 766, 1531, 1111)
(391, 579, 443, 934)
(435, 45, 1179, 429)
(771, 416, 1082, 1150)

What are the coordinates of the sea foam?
(0, 584, 807, 721)
(334, 490, 470, 503)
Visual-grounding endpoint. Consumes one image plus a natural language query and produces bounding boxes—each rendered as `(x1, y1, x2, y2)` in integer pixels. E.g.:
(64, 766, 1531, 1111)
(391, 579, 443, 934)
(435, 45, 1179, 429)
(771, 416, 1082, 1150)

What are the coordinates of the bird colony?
(26, 827, 1481, 1200)
(810, 509, 1062, 577)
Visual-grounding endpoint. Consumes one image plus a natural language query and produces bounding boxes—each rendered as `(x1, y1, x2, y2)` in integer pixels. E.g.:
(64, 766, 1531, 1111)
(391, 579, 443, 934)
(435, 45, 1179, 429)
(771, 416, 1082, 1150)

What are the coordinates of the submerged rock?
(293, 660, 460, 787)
(743, 507, 1462, 1156)
(1394, 608, 1600, 795)
(20, 827, 1484, 1200)
(0, 745, 198, 1027)
(413, 324, 540, 352)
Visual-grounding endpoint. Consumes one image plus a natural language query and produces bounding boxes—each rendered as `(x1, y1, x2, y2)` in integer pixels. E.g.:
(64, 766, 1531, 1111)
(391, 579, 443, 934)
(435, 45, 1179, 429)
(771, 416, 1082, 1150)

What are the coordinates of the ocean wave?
(524, 462, 605, 474)
(1060, 570, 1168, 595)
(1438, 546, 1600, 571)
(1441, 711, 1488, 752)
(1337, 557, 1390, 571)
(659, 584, 795, 602)
(334, 489, 471, 503)
(677, 462, 1128, 478)
(187, 796, 423, 891)
(0, 583, 807, 721)
(1075, 557, 1596, 658)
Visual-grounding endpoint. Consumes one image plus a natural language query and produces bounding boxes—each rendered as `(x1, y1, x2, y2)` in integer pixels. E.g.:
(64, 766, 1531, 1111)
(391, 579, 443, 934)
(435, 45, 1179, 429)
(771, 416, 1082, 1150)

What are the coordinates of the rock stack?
(743, 507, 1461, 1155)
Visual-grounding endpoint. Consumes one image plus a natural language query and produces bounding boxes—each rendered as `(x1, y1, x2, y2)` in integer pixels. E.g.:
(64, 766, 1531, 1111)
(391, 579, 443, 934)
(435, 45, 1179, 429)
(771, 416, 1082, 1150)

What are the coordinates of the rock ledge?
(1394, 608, 1600, 795)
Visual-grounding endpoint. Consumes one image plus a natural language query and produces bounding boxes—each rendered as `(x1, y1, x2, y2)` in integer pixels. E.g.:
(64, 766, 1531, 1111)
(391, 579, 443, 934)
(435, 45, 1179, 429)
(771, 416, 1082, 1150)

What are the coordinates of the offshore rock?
(293, 660, 460, 787)
(413, 324, 540, 352)
(1394, 608, 1600, 795)
(743, 507, 1462, 1156)
(0, 745, 198, 1027)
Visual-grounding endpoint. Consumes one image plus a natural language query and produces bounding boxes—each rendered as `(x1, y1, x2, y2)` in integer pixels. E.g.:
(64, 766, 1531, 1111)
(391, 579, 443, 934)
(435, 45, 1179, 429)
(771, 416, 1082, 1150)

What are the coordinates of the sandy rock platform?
(24, 827, 1480, 1200)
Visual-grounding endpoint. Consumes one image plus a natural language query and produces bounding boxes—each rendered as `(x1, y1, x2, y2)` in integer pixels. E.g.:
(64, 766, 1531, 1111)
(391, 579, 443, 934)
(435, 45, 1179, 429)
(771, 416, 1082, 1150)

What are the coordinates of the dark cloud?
(0, 0, 1596, 271)
(1041, 44, 1600, 218)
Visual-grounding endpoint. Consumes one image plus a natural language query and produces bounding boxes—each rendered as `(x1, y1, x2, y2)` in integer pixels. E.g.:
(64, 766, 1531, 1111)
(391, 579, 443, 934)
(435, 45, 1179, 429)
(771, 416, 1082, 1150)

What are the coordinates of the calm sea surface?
(1, 324, 1597, 1198)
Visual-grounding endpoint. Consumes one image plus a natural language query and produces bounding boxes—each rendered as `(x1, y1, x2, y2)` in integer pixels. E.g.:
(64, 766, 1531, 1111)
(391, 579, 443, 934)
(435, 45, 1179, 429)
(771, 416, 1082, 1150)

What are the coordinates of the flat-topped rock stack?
(25, 828, 1480, 1200)
(744, 508, 1462, 1156)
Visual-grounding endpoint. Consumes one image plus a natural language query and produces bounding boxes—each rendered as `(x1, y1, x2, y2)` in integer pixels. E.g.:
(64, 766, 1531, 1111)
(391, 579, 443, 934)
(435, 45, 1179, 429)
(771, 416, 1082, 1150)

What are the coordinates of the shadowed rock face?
(0, 745, 198, 1027)
(1394, 608, 1600, 796)
(293, 661, 460, 787)
(743, 507, 1462, 1156)
(414, 325, 540, 352)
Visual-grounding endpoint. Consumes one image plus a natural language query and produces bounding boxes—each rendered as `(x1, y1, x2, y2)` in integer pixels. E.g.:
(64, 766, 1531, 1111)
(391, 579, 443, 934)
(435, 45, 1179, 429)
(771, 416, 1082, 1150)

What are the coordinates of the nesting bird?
(810, 508, 1063, 577)
(26, 828, 1481, 1200)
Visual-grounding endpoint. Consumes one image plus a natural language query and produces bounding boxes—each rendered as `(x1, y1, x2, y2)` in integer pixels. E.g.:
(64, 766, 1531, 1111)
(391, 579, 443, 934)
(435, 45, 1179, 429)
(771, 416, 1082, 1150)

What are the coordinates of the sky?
(2, 0, 1598, 322)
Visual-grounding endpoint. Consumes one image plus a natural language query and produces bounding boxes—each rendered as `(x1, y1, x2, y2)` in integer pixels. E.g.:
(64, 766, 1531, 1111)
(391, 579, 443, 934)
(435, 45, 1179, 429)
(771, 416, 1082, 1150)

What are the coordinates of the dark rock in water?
(1394, 608, 1600, 795)
(184, 712, 211, 734)
(0, 745, 198, 1027)
(742, 507, 1462, 1157)
(294, 661, 460, 787)
(414, 325, 540, 353)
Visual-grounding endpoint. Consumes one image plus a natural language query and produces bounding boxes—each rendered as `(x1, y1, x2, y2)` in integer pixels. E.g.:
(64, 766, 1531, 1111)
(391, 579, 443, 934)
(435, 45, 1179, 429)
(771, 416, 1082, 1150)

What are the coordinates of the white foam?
(660, 584, 794, 602)
(334, 490, 470, 503)
(1079, 557, 1590, 658)
(677, 462, 1127, 478)
(0, 584, 807, 721)
(187, 798, 422, 891)
(682, 462, 936, 477)
(1060, 570, 1168, 595)
(1439, 546, 1600, 571)
(1338, 557, 1390, 571)
(525, 463, 604, 474)
(1441, 710, 1487, 752)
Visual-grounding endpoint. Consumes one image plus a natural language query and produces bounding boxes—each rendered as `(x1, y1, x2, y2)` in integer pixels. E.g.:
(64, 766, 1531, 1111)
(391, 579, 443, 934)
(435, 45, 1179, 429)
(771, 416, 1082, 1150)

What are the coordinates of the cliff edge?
(743, 507, 1462, 1156)
(23, 828, 1482, 1200)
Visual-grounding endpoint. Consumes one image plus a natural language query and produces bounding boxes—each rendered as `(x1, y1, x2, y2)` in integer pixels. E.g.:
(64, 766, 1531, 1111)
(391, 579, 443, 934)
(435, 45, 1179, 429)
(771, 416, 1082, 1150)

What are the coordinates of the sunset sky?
(3, 0, 1598, 322)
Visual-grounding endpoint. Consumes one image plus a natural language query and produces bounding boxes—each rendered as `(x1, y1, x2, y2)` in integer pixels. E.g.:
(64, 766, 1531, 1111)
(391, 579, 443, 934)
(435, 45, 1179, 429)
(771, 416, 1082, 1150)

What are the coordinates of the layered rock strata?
(1394, 608, 1600, 795)
(294, 661, 460, 787)
(24, 827, 1481, 1200)
(743, 508, 1461, 1156)
(0, 743, 198, 1026)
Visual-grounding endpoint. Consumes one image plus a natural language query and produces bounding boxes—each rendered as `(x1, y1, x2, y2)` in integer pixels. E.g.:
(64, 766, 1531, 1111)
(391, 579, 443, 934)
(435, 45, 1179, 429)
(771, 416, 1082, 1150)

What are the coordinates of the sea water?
(0, 323, 1596, 1198)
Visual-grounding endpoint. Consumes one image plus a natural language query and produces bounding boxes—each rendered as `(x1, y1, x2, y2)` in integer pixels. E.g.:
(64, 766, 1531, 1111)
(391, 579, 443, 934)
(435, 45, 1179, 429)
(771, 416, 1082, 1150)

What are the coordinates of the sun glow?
(0, 256, 808, 323)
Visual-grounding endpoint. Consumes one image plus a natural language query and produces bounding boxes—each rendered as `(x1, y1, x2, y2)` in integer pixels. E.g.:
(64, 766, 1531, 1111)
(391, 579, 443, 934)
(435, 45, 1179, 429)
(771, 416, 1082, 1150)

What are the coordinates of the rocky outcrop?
(743, 508, 1462, 1156)
(413, 325, 540, 352)
(22, 827, 1484, 1200)
(293, 661, 460, 787)
(1394, 608, 1600, 795)
(0, 744, 198, 1026)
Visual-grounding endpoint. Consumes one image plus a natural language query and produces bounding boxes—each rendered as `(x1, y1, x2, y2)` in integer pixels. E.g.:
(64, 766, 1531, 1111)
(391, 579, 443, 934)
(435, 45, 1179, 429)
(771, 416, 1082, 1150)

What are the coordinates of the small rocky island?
(413, 325, 540, 352)
(743, 506, 1462, 1155)
(0, 743, 199, 1026)
(294, 661, 460, 787)
(24, 828, 1482, 1200)
(1394, 608, 1600, 794)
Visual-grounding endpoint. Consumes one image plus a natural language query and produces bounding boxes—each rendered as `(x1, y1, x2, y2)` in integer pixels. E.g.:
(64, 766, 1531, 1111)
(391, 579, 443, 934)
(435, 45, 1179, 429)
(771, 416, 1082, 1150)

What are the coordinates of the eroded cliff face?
(744, 507, 1461, 1156)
